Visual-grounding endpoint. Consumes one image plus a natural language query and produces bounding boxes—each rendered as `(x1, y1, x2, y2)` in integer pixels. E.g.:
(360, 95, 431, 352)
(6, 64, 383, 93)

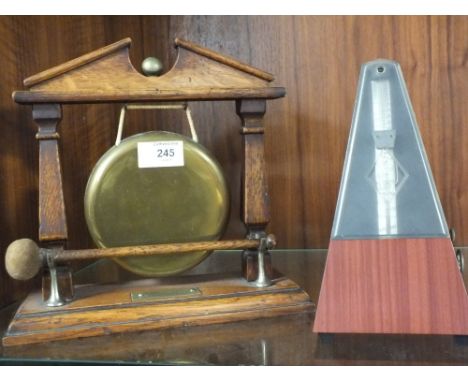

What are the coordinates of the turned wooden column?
(236, 99, 273, 280)
(33, 104, 73, 301)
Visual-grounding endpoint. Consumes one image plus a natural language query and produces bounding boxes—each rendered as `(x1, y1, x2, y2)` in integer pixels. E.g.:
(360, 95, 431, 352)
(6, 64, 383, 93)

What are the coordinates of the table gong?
(2, 38, 313, 346)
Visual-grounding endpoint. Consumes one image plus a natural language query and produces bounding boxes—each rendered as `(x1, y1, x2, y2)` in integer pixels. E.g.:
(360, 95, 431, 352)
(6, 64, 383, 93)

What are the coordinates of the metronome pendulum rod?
(5, 235, 277, 281)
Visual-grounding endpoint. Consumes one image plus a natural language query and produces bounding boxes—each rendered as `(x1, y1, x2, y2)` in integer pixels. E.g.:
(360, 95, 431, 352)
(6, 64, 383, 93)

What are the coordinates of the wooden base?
(3, 273, 313, 347)
(314, 237, 468, 335)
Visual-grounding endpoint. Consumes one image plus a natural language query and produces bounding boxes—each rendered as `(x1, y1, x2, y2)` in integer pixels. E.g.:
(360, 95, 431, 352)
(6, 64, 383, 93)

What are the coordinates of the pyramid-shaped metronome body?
(314, 60, 468, 335)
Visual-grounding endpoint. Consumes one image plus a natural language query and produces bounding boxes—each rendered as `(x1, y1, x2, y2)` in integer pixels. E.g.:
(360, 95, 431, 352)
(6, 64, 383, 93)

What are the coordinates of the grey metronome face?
(332, 60, 449, 240)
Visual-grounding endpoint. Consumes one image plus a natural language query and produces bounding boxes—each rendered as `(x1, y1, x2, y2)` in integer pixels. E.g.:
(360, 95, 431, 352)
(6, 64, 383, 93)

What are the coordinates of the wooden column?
(33, 104, 68, 244)
(236, 99, 272, 280)
(33, 104, 72, 301)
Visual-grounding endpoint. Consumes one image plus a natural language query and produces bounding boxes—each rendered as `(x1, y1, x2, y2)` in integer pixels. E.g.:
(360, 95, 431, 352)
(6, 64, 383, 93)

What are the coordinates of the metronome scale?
(2, 38, 313, 346)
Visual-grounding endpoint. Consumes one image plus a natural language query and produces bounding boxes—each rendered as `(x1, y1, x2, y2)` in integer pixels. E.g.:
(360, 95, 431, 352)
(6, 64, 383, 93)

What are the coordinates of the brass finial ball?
(141, 57, 163, 76)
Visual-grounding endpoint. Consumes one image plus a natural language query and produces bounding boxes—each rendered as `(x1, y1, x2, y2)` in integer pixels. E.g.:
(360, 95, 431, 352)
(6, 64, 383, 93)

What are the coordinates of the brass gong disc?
(84, 131, 229, 277)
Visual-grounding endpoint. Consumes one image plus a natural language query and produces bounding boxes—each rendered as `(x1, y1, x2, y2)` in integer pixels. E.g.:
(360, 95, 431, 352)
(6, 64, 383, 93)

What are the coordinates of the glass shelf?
(1, 249, 467, 365)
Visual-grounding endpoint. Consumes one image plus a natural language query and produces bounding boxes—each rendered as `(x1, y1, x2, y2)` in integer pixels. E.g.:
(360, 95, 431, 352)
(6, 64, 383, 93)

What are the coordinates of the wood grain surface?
(0, 16, 467, 308)
(33, 104, 68, 243)
(23, 38, 133, 88)
(314, 238, 468, 334)
(14, 39, 284, 103)
(2, 274, 312, 346)
(56, 238, 262, 262)
(237, 99, 270, 229)
(2, 250, 467, 365)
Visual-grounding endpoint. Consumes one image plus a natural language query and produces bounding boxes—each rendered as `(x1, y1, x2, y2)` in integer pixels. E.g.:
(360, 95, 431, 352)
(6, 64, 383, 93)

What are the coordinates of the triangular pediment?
(14, 38, 284, 104)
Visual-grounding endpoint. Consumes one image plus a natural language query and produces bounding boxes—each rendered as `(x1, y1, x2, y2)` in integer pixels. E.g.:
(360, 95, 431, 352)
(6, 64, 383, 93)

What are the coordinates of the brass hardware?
(115, 103, 198, 145)
(131, 287, 202, 302)
(141, 57, 164, 77)
(35, 132, 60, 140)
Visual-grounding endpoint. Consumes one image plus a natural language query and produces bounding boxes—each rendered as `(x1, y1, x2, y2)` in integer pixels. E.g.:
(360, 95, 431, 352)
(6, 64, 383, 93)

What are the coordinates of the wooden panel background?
(0, 16, 466, 308)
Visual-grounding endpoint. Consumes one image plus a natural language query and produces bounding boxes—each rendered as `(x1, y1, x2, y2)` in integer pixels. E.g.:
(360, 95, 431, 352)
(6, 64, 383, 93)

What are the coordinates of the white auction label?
(137, 140, 184, 168)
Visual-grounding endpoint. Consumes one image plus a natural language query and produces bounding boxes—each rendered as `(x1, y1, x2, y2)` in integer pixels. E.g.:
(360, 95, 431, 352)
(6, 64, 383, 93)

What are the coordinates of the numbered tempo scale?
(2, 38, 313, 346)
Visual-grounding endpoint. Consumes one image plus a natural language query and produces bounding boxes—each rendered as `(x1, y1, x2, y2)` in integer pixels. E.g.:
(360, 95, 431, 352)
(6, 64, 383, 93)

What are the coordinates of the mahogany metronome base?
(2, 272, 313, 347)
(313, 237, 468, 335)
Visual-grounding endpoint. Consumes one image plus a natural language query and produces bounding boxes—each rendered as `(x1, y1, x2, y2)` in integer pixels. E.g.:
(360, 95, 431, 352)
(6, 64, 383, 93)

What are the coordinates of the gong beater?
(5, 236, 275, 281)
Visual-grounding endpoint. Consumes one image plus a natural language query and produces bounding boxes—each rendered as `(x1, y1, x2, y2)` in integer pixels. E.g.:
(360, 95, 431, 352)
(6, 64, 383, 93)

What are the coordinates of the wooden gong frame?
(3, 38, 312, 346)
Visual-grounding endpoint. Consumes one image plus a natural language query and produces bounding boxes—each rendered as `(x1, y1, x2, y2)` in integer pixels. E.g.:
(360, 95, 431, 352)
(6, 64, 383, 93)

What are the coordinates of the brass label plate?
(130, 287, 202, 302)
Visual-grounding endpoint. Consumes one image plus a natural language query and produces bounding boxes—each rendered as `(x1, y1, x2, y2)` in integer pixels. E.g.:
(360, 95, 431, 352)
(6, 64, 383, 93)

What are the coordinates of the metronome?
(314, 59, 468, 335)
